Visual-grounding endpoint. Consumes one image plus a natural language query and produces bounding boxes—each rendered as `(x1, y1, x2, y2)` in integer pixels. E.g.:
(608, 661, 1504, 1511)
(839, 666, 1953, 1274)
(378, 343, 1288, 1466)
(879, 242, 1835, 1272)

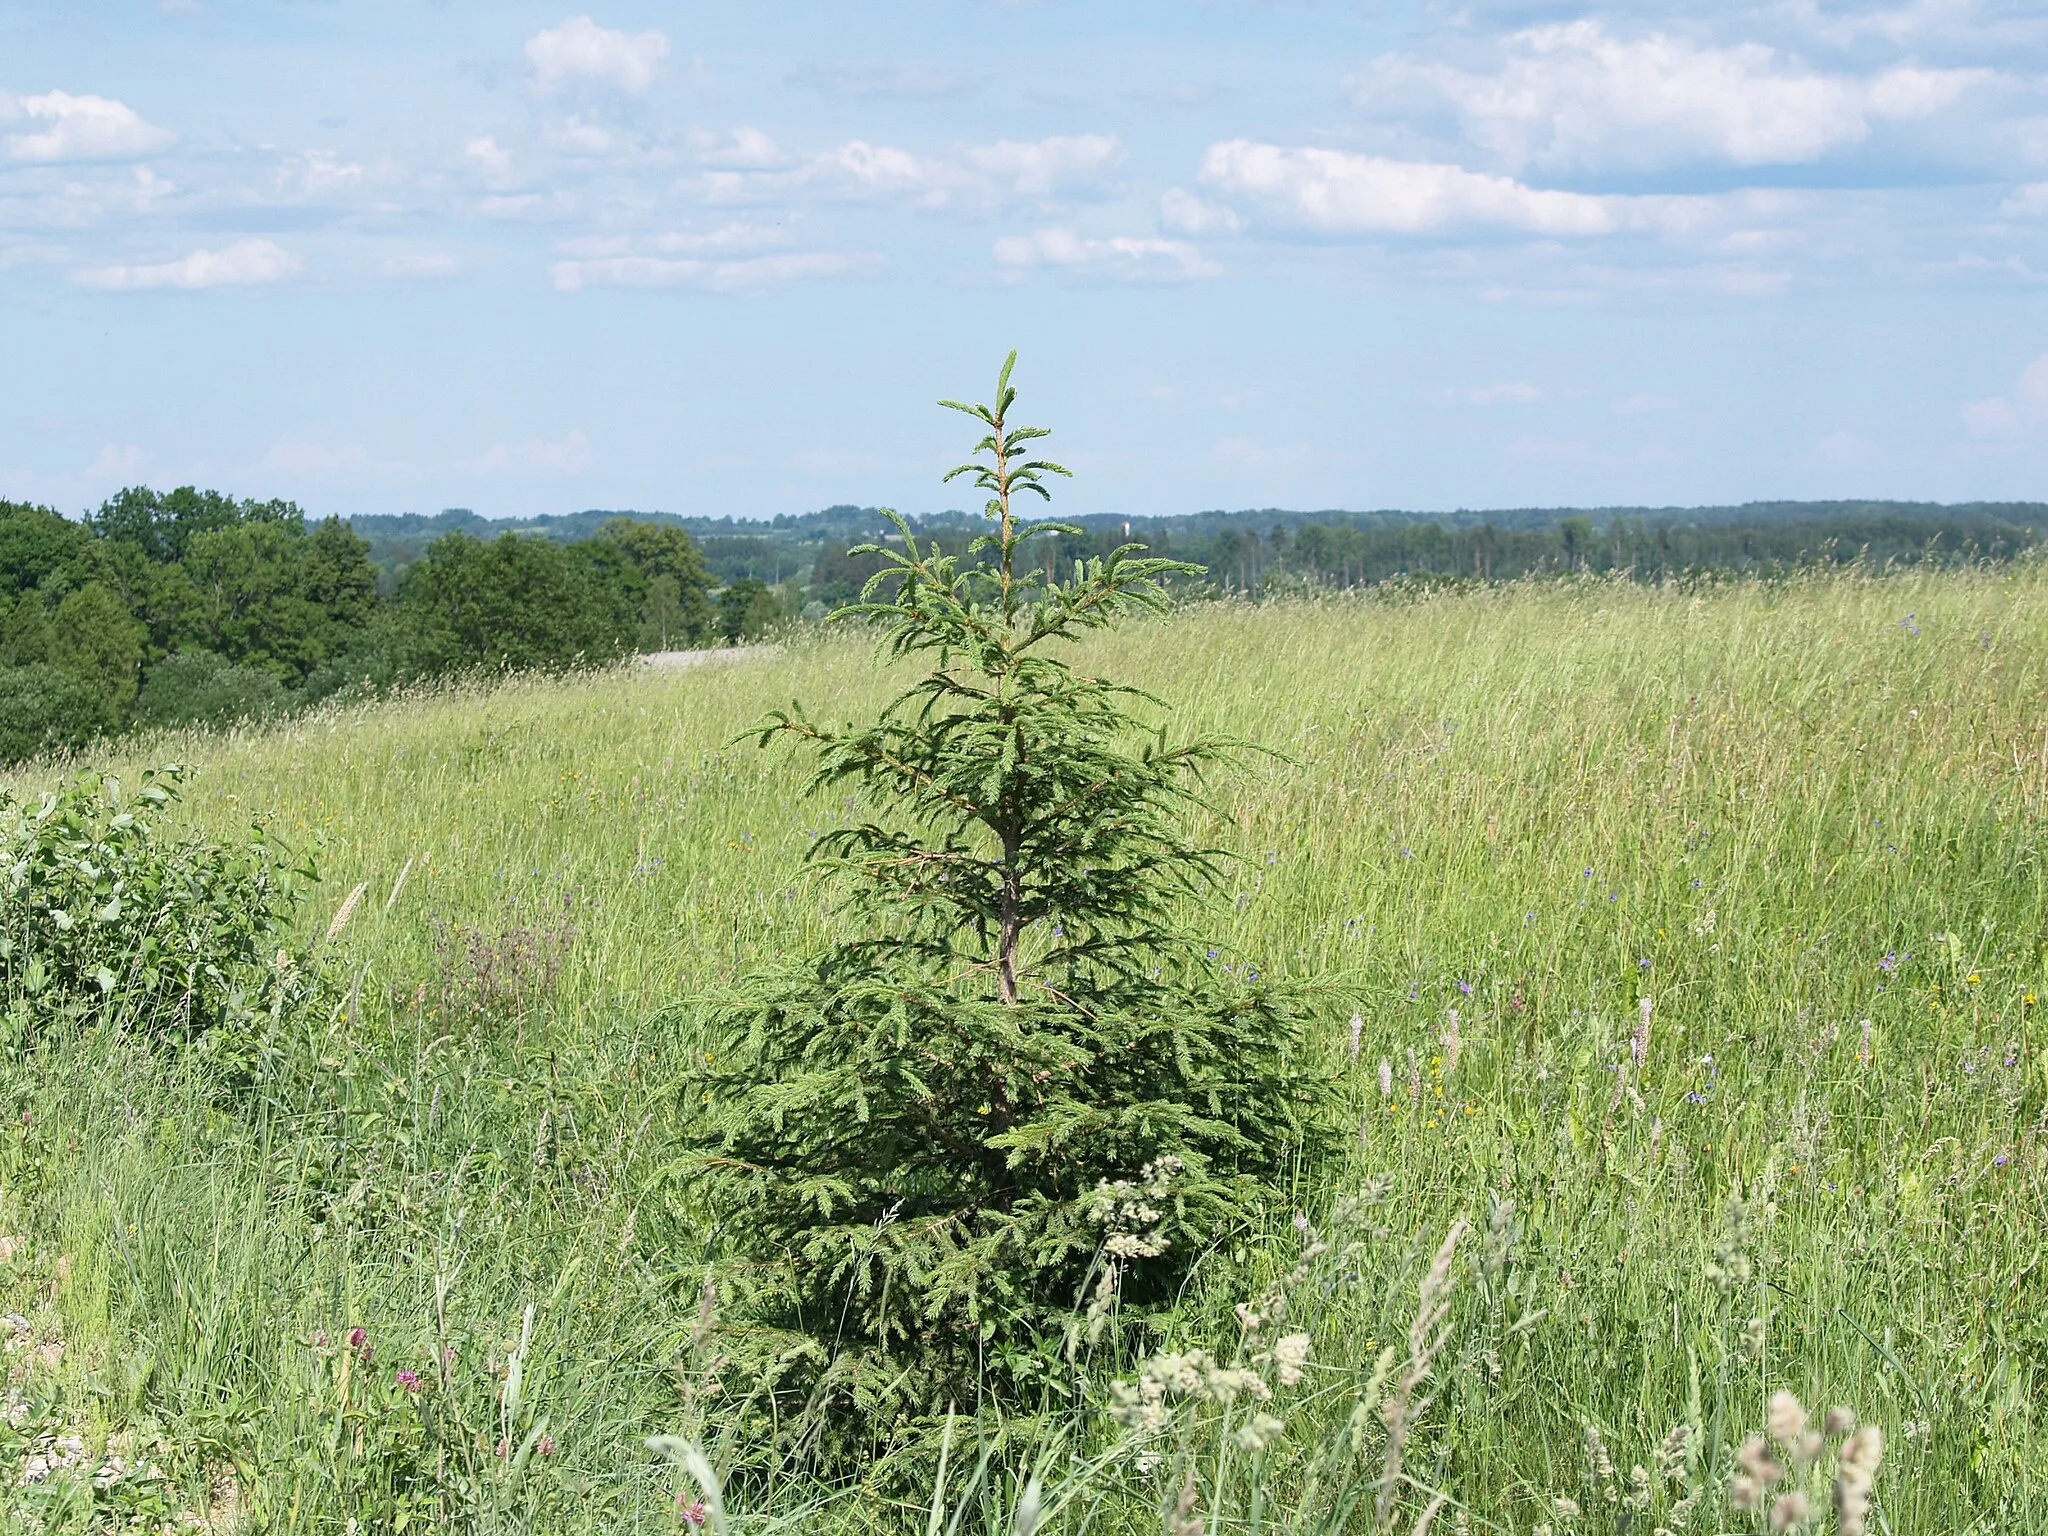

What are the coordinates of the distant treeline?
(4, 488, 2040, 764)
(347, 498, 2046, 597)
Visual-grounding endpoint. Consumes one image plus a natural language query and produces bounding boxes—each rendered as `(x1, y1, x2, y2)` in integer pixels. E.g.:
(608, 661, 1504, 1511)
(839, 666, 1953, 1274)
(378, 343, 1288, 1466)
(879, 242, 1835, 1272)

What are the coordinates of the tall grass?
(2, 568, 2043, 1532)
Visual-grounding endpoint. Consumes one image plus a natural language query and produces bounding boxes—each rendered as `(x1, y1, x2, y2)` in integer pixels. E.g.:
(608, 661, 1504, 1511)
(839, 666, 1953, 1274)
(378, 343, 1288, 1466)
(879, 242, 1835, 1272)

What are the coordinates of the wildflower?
(1769, 1391, 1808, 1452)
(1834, 1425, 1883, 1536)
(1378, 1058, 1393, 1099)
(1442, 1009, 1462, 1078)
(1823, 1407, 1856, 1437)
(395, 1369, 421, 1393)
(1736, 1434, 1784, 1488)
(1456, 978, 1473, 996)
(1770, 1491, 1812, 1532)
(1632, 997, 1652, 1071)
(1234, 1412, 1286, 1452)
(1271, 1332, 1311, 1387)
(1349, 1013, 1362, 1062)
(538, 1434, 556, 1456)
(678, 1497, 709, 1527)
(346, 1328, 371, 1362)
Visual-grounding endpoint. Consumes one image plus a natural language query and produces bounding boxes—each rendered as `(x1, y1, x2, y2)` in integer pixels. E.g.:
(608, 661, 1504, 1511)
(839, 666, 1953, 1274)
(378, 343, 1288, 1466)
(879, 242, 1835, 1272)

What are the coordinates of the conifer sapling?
(680, 354, 1328, 1442)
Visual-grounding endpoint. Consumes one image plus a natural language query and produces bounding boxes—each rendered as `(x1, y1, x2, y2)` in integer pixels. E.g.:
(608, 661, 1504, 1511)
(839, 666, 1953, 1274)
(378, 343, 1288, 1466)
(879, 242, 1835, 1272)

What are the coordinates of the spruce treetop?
(753, 350, 1233, 1005)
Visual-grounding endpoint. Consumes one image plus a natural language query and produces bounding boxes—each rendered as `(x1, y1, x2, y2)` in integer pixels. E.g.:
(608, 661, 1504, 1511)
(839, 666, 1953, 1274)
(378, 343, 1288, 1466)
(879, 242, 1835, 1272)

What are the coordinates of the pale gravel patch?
(638, 644, 781, 670)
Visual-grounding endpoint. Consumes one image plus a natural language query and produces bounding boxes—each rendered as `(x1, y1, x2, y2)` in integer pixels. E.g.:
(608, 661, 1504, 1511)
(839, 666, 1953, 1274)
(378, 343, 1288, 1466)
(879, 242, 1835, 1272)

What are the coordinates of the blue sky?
(3, 1, 2047, 521)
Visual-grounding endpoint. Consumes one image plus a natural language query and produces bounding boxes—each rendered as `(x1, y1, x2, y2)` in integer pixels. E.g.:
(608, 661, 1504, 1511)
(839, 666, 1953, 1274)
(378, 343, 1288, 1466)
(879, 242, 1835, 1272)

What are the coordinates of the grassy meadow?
(2, 568, 2044, 1532)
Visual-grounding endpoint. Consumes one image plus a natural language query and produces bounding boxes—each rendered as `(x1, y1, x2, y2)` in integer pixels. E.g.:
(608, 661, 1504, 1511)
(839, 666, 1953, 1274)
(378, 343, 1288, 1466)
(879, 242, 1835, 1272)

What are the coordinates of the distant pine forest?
(2, 486, 2039, 764)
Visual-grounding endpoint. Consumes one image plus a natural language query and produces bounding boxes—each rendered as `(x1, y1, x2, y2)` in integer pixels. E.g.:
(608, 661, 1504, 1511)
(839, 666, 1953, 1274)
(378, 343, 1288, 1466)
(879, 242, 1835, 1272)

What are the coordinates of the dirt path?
(639, 644, 781, 670)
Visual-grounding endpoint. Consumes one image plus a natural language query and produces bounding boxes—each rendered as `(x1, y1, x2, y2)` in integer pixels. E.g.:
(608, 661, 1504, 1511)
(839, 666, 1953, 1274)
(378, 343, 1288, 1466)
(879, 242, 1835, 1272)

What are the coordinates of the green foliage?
(48, 582, 144, 714)
(0, 593, 52, 666)
(683, 357, 1325, 1439)
(133, 650, 291, 730)
(392, 530, 636, 676)
(714, 577, 780, 644)
(0, 764, 316, 1050)
(180, 516, 377, 683)
(587, 517, 715, 650)
(0, 664, 111, 766)
(0, 500, 101, 600)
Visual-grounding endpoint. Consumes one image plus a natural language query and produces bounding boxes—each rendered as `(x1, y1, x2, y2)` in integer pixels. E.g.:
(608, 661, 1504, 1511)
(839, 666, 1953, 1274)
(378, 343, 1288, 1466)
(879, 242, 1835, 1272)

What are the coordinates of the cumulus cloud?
(1198, 141, 1709, 236)
(2000, 182, 2048, 216)
(549, 250, 876, 293)
(74, 238, 300, 290)
(1962, 355, 2048, 437)
(993, 227, 1219, 280)
(690, 126, 788, 170)
(275, 151, 364, 199)
(4, 91, 175, 162)
(1350, 21, 1986, 171)
(1448, 381, 1544, 404)
(1159, 188, 1242, 235)
(466, 135, 513, 176)
(525, 16, 670, 94)
(699, 133, 1123, 210)
(464, 429, 592, 474)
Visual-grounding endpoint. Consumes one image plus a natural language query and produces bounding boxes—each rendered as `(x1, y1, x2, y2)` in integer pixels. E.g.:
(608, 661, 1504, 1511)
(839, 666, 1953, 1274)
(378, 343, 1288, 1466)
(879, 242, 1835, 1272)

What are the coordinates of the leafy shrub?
(0, 764, 317, 1051)
(0, 665, 112, 766)
(682, 357, 1328, 1448)
(134, 650, 291, 730)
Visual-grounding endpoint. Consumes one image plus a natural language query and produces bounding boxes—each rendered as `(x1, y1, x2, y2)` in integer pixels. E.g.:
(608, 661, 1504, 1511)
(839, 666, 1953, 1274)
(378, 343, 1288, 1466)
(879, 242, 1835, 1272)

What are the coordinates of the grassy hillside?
(2, 568, 2044, 1532)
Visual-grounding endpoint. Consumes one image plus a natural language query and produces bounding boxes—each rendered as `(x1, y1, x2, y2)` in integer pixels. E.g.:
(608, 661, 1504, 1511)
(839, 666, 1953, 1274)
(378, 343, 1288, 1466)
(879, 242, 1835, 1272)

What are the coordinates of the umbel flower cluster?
(678, 357, 1328, 1452)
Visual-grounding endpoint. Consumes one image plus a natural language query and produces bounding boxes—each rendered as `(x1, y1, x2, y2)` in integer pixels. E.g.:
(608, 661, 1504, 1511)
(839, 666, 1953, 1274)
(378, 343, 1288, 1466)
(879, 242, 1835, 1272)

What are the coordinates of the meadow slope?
(2, 569, 2044, 1532)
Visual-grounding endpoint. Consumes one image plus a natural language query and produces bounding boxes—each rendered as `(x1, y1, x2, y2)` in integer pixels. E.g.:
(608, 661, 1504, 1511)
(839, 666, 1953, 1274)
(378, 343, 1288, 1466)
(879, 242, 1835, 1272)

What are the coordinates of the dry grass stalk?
(1375, 1218, 1469, 1531)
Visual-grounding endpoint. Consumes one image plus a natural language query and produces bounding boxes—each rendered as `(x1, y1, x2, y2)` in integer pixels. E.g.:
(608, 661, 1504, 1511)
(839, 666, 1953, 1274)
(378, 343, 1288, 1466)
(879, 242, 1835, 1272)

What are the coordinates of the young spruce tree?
(682, 355, 1327, 1445)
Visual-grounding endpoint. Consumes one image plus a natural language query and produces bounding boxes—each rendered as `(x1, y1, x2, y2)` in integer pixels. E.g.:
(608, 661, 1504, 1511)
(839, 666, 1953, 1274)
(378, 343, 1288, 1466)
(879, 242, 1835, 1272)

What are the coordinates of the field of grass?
(2, 568, 2044, 1533)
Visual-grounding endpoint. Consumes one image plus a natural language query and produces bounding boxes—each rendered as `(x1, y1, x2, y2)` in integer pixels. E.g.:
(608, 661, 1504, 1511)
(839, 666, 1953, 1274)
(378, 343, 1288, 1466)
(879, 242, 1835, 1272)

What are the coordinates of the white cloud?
(958, 136, 1122, 198)
(466, 135, 513, 176)
(1612, 393, 1665, 413)
(690, 127, 788, 170)
(1350, 21, 1987, 172)
(1962, 355, 2048, 436)
(1198, 140, 1709, 236)
(1160, 188, 1242, 236)
(1448, 381, 1543, 404)
(525, 17, 670, 95)
(382, 252, 460, 277)
(701, 134, 1123, 210)
(73, 238, 300, 290)
(2000, 182, 2048, 216)
(549, 250, 876, 293)
(993, 227, 1219, 280)
(276, 150, 364, 199)
(83, 443, 148, 481)
(550, 115, 616, 155)
(5, 91, 175, 163)
(465, 429, 592, 474)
